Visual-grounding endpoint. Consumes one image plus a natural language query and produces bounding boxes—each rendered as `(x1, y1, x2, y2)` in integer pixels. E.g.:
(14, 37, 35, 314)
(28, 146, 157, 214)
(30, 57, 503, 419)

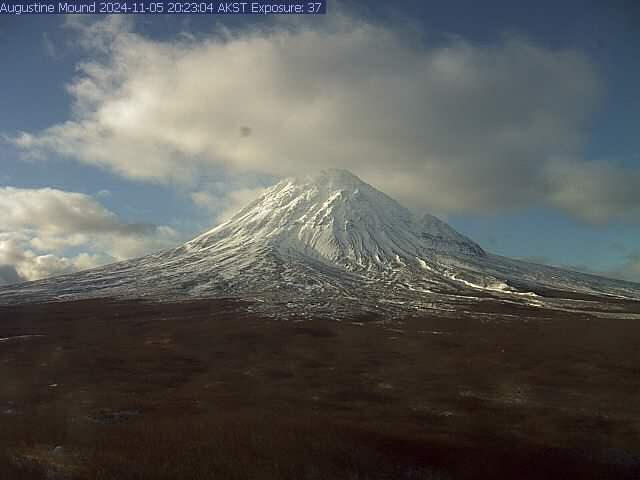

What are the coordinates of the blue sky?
(1, 0, 639, 284)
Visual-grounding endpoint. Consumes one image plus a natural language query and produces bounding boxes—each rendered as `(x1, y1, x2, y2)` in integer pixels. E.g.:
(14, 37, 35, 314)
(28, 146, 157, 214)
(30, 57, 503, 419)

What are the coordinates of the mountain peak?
(281, 169, 369, 193)
(191, 169, 486, 265)
(2, 169, 639, 315)
(301, 168, 364, 186)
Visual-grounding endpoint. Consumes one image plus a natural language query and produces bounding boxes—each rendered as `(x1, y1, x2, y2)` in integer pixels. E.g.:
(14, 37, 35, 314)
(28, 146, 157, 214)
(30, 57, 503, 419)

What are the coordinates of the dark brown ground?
(1, 298, 639, 479)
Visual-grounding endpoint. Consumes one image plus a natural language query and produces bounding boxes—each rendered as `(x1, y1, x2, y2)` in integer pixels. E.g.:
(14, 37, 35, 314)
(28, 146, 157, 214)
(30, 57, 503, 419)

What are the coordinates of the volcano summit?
(1, 169, 639, 318)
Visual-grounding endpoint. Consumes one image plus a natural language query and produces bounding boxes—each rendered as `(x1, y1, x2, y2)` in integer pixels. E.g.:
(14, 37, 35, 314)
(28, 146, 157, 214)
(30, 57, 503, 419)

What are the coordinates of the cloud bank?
(0, 187, 178, 285)
(8, 15, 640, 226)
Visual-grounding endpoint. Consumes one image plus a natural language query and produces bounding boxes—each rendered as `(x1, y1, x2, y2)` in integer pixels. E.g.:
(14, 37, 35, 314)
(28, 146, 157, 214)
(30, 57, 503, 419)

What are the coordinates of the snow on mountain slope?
(188, 169, 485, 268)
(0, 169, 638, 317)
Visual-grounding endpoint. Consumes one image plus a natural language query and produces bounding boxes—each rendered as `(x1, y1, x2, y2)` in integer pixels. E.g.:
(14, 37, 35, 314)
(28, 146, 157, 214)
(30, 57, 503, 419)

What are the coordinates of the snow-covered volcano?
(1, 169, 639, 317)
(189, 169, 485, 267)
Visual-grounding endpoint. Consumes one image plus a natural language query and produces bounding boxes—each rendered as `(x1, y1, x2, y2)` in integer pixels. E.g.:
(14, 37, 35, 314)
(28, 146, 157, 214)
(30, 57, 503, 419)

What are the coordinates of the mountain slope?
(188, 169, 485, 267)
(0, 169, 639, 317)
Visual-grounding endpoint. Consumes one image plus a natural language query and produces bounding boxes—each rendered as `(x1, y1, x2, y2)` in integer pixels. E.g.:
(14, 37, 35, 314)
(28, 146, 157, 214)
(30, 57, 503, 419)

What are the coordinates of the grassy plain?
(1, 298, 639, 479)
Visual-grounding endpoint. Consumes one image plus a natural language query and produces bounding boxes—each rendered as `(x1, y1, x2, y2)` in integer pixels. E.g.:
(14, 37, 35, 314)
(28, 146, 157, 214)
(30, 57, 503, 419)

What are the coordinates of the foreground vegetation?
(1, 299, 639, 479)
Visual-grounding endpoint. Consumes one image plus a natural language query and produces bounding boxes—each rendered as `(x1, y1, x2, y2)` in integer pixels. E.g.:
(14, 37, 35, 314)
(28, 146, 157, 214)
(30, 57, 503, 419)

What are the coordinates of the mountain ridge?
(188, 169, 486, 269)
(0, 169, 639, 318)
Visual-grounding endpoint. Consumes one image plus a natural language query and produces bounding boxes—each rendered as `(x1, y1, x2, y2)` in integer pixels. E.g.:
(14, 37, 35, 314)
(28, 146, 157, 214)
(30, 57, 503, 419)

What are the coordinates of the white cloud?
(0, 234, 98, 285)
(8, 15, 640, 224)
(543, 159, 640, 224)
(0, 187, 179, 284)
